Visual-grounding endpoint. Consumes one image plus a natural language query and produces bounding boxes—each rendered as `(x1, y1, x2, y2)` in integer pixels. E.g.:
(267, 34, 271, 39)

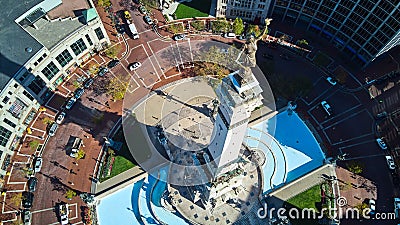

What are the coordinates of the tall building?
(216, 0, 273, 24)
(0, 0, 109, 177)
(270, 0, 400, 65)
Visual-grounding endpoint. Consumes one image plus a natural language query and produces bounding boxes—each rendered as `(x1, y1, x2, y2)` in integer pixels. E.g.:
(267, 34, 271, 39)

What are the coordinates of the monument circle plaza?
(96, 38, 325, 225)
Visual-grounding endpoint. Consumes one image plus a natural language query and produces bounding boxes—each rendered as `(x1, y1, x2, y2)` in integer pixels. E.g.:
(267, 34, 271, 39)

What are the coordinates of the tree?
(168, 23, 184, 34)
(297, 39, 309, 45)
(76, 149, 86, 160)
(29, 140, 40, 151)
(104, 44, 121, 59)
(141, 0, 158, 8)
(105, 75, 129, 101)
(232, 18, 244, 35)
(348, 162, 363, 174)
(246, 24, 261, 37)
(10, 193, 23, 207)
(211, 19, 229, 33)
(65, 189, 77, 200)
(88, 63, 100, 75)
(97, 0, 111, 7)
(42, 117, 53, 125)
(190, 20, 205, 31)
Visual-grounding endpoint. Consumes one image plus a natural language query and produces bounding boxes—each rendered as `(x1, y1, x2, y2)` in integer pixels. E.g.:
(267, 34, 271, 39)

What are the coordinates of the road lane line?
(331, 132, 374, 146)
(323, 109, 367, 130)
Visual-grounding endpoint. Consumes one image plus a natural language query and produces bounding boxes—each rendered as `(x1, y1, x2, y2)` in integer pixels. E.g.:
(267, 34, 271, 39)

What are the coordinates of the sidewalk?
(268, 164, 336, 206)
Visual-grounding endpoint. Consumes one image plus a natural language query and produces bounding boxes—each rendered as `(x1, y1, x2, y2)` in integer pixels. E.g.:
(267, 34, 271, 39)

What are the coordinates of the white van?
(223, 32, 236, 38)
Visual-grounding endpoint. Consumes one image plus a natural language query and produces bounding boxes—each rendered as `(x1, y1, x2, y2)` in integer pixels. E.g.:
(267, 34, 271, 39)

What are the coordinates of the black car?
(98, 67, 109, 77)
(84, 78, 94, 88)
(107, 59, 120, 68)
(22, 192, 34, 209)
(262, 53, 274, 60)
(115, 24, 125, 34)
(74, 88, 85, 99)
(27, 177, 38, 192)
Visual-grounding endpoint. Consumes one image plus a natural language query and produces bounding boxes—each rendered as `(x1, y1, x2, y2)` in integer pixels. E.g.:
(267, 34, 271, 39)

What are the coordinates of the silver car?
(34, 157, 42, 173)
(48, 123, 58, 136)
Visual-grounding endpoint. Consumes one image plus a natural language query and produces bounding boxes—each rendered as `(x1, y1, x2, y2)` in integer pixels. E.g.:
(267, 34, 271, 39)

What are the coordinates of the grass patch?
(109, 155, 135, 177)
(286, 184, 321, 211)
(285, 184, 322, 225)
(313, 52, 332, 67)
(174, 0, 211, 19)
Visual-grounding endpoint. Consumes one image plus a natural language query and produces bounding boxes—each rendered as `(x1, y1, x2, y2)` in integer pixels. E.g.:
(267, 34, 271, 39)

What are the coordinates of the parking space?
(324, 110, 373, 145)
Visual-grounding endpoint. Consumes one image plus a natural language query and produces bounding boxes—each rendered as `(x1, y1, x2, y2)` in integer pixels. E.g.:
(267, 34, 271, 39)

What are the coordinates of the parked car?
(237, 35, 246, 40)
(144, 15, 153, 25)
(34, 157, 42, 173)
(65, 97, 76, 110)
(321, 101, 333, 116)
(376, 111, 388, 119)
(23, 210, 32, 225)
(376, 138, 388, 150)
(98, 67, 109, 76)
(22, 192, 34, 209)
(223, 32, 236, 38)
(74, 88, 84, 99)
(107, 59, 120, 68)
(129, 62, 142, 71)
(326, 77, 337, 85)
(84, 78, 94, 89)
(368, 199, 376, 215)
(173, 34, 186, 41)
(115, 24, 125, 34)
(48, 123, 58, 136)
(27, 177, 38, 192)
(58, 203, 69, 225)
(138, 5, 147, 14)
(385, 155, 396, 170)
(56, 112, 66, 124)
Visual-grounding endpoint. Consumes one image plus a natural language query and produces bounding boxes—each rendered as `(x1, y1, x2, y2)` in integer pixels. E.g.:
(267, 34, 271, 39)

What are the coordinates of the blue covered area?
(245, 110, 325, 193)
(97, 180, 144, 225)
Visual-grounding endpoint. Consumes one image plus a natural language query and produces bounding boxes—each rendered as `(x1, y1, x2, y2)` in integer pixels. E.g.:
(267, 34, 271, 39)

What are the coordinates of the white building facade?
(216, 0, 273, 23)
(0, 0, 110, 177)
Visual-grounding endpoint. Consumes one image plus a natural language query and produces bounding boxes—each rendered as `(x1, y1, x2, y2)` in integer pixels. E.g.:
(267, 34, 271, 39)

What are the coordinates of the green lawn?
(286, 185, 322, 225)
(109, 155, 135, 177)
(174, 0, 211, 19)
(286, 184, 321, 210)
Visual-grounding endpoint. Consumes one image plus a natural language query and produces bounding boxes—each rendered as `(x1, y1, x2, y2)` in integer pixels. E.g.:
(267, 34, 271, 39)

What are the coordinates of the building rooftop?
(46, 0, 90, 19)
(25, 17, 85, 50)
(0, 0, 44, 91)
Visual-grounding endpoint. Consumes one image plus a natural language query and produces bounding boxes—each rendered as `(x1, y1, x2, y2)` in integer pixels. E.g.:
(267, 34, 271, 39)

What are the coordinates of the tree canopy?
(233, 17, 244, 35)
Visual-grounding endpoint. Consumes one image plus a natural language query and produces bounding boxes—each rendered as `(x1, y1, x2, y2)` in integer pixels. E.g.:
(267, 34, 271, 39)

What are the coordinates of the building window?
(2, 97, 9, 104)
(85, 34, 93, 46)
(28, 76, 46, 95)
(3, 119, 16, 128)
(55, 49, 73, 67)
(70, 38, 87, 56)
(13, 84, 18, 88)
(95, 27, 105, 40)
(8, 99, 27, 119)
(41, 62, 60, 80)
(0, 126, 12, 147)
(23, 90, 35, 101)
(18, 71, 30, 83)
